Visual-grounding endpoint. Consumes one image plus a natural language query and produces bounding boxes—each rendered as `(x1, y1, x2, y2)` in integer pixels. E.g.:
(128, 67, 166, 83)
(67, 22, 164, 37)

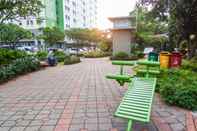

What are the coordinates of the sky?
(98, 0, 137, 29)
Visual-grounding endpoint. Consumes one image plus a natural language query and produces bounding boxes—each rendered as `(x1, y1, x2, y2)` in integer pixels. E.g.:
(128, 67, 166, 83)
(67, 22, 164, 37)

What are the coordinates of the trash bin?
(48, 57, 57, 66)
(148, 52, 158, 61)
(170, 52, 182, 68)
(159, 52, 171, 68)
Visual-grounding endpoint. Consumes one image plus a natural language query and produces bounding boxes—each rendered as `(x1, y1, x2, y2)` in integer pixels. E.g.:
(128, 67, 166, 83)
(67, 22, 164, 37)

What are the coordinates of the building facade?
(6, 0, 98, 47)
(64, 0, 98, 29)
(9, 0, 98, 31)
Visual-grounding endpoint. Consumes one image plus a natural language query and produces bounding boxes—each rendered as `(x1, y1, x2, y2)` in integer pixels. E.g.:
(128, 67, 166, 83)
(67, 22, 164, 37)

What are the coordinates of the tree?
(41, 27, 65, 45)
(137, 0, 197, 58)
(65, 28, 103, 45)
(0, 24, 32, 47)
(132, 6, 168, 50)
(0, 0, 43, 23)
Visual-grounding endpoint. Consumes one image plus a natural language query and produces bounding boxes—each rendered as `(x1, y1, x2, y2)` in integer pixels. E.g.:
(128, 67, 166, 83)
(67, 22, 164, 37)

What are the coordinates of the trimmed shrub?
(181, 60, 197, 72)
(64, 55, 81, 65)
(83, 50, 110, 58)
(0, 49, 27, 66)
(114, 52, 129, 59)
(157, 69, 197, 110)
(110, 51, 139, 60)
(54, 51, 65, 62)
(0, 57, 41, 83)
(35, 51, 48, 61)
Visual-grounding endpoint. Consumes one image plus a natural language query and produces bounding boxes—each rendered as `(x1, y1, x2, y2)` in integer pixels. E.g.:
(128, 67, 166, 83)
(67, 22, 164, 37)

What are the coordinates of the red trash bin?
(170, 52, 182, 68)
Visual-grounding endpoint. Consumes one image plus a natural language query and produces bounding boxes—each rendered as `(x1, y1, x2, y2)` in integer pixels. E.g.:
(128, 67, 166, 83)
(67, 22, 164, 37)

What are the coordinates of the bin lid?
(172, 52, 182, 56)
(160, 51, 171, 55)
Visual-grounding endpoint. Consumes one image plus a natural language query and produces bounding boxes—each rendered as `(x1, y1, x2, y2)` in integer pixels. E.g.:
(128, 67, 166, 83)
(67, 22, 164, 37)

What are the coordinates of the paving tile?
(24, 126, 41, 131)
(39, 126, 55, 131)
(170, 123, 185, 131)
(10, 126, 26, 131)
(0, 58, 187, 131)
(1, 120, 16, 127)
(0, 127, 12, 131)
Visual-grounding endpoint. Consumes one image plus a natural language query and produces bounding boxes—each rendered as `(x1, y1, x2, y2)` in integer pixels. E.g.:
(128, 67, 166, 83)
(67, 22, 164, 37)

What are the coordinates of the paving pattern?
(0, 58, 190, 131)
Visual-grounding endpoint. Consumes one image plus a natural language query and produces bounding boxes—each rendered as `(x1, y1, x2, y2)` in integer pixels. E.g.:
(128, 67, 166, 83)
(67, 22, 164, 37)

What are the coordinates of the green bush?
(157, 69, 197, 110)
(54, 51, 65, 62)
(181, 60, 197, 72)
(114, 52, 129, 59)
(35, 51, 48, 61)
(83, 50, 110, 58)
(64, 55, 81, 65)
(0, 57, 41, 83)
(0, 49, 27, 65)
(98, 41, 112, 52)
(110, 51, 139, 60)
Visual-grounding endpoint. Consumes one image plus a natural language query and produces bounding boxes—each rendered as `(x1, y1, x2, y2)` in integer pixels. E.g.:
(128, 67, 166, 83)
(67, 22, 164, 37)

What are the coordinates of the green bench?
(114, 77, 157, 131)
(107, 60, 160, 131)
(106, 61, 135, 86)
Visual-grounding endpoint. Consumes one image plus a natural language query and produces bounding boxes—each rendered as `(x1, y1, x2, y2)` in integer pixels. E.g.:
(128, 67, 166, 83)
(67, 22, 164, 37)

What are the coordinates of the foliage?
(157, 69, 197, 110)
(65, 28, 103, 44)
(41, 27, 65, 45)
(98, 40, 112, 52)
(169, 0, 197, 58)
(114, 52, 129, 59)
(64, 55, 81, 65)
(0, 49, 27, 65)
(0, 57, 41, 83)
(136, 33, 168, 49)
(0, 24, 32, 46)
(110, 51, 139, 60)
(132, 6, 168, 50)
(181, 60, 197, 72)
(35, 51, 48, 61)
(0, 0, 43, 23)
(53, 51, 65, 62)
(83, 50, 110, 58)
(138, 0, 197, 58)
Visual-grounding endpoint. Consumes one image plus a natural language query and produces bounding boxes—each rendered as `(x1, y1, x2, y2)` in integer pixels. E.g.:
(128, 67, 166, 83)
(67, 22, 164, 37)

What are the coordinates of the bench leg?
(126, 120, 133, 131)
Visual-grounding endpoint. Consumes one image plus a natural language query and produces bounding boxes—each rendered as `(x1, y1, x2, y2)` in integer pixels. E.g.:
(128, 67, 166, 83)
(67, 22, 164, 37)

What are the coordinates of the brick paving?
(0, 58, 192, 131)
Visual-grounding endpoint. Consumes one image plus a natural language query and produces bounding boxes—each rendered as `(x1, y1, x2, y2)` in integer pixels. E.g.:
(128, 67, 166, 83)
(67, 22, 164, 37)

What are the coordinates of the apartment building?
(9, 0, 98, 31)
(64, 0, 98, 29)
(6, 0, 98, 47)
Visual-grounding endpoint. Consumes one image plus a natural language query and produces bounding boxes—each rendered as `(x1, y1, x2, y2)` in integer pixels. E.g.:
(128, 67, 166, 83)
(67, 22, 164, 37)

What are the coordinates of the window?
(65, 15, 70, 20)
(73, 18, 76, 23)
(65, 6, 70, 12)
(72, 1, 76, 6)
(73, 10, 76, 15)
(26, 20, 30, 25)
(30, 20, 33, 25)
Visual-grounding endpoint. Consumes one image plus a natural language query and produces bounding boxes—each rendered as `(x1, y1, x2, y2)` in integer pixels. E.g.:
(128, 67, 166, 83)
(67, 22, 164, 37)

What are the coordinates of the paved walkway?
(0, 58, 192, 131)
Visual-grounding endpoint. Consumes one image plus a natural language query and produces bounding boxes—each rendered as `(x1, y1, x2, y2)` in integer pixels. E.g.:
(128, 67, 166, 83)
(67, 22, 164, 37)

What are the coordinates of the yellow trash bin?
(159, 52, 171, 68)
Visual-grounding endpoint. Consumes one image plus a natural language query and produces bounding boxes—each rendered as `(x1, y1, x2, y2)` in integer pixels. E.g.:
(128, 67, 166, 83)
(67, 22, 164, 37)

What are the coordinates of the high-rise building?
(64, 0, 98, 29)
(7, 0, 64, 33)
(6, 0, 98, 46)
(9, 0, 98, 32)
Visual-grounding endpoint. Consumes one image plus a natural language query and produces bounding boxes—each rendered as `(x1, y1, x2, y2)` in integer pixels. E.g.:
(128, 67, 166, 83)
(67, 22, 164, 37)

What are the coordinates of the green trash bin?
(148, 52, 158, 61)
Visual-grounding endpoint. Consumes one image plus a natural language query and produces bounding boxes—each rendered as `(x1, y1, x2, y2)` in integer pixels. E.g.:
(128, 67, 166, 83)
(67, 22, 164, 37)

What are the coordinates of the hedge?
(157, 69, 197, 110)
(0, 57, 41, 83)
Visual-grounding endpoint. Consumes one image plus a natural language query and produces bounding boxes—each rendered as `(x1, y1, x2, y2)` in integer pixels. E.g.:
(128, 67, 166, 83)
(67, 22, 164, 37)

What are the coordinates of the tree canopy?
(65, 28, 103, 44)
(0, 24, 32, 46)
(136, 0, 197, 58)
(0, 0, 43, 23)
(41, 27, 65, 45)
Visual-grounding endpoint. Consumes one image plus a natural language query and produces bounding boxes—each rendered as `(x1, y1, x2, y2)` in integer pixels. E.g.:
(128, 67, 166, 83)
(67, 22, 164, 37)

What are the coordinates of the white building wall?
(64, 0, 98, 29)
